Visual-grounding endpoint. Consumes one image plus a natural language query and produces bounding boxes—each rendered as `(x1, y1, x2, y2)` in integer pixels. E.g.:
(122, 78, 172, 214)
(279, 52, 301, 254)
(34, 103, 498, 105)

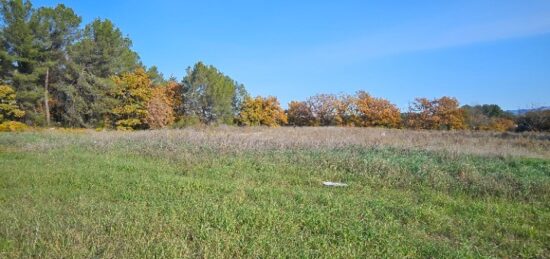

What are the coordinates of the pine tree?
(181, 62, 245, 124)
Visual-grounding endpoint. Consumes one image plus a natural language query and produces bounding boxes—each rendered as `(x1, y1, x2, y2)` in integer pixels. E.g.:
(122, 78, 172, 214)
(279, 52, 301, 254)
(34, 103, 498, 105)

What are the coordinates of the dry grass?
(16, 126, 550, 158)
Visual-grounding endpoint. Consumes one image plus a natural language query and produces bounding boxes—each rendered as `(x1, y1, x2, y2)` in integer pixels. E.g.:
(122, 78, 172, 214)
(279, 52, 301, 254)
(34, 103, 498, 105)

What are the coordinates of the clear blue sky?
(35, 0, 550, 110)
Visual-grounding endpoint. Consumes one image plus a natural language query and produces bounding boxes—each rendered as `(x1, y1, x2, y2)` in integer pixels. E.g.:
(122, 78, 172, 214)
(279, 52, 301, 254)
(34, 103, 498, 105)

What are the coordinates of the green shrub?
(172, 115, 202, 128)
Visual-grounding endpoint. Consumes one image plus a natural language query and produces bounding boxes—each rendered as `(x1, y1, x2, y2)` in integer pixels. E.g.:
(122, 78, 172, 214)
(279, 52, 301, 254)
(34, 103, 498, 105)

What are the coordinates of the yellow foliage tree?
(406, 96, 466, 130)
(0, 85, 25, 123)
(238, 96, 287, 127)
(111, 68, 152, 130)
(354, 91, 401, 128)
(484, 118, 515, 132)
(0, 85, 27, 132)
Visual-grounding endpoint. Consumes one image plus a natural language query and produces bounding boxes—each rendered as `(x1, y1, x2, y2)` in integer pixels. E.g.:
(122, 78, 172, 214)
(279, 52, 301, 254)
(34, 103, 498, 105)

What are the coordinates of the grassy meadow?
(0, 127, 549, 258)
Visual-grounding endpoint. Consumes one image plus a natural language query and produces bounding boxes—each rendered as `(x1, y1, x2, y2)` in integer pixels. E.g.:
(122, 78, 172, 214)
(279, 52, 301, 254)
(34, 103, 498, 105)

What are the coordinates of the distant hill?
(507, 106, 550, 116)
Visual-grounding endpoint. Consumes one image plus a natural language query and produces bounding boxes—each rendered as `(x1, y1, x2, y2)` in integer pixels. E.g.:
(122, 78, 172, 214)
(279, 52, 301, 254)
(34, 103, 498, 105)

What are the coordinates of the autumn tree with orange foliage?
(146, 85, 176, 129)
(333, 94, 357, 126)
(111, 68, 152, 130)
(287, 101, 315, 126)
(238, 96, 287, 127)
(288, 95, 351, 127)
(406, 96, 466, 130)
(166, 81, 183, 113)
(354, 91, 401, 128)
(462, 104, 515, 132)
(287, 92, 401, 127)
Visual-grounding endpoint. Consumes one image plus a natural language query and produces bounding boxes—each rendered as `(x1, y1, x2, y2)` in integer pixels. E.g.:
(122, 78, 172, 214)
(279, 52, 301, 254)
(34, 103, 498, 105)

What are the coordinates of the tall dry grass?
(12, 126, 550, 159)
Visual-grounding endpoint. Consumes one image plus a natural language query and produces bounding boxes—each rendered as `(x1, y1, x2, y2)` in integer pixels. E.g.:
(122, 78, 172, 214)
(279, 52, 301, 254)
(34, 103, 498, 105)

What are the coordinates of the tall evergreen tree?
(0, 0, 41, 124)
(181, 62, 246, 124)
(30, 4, 80, 126)
(70, 19, 140, 78)
(146, 66, 165, 86)
(62, 18, 142, 127)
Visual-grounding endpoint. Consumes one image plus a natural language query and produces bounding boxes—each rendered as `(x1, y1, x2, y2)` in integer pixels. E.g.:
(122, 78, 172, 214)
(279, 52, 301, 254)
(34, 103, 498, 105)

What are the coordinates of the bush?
(172, 115, 202, 128)
(0, 121, 29, 132)
(516, 110, 550, 132)
(485, 118, 516, 132)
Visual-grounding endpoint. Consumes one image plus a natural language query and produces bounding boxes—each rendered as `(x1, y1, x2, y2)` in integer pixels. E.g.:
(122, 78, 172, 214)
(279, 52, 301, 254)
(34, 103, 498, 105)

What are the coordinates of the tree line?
(282, 94, 546, 132)
(0, 0, 548, 132)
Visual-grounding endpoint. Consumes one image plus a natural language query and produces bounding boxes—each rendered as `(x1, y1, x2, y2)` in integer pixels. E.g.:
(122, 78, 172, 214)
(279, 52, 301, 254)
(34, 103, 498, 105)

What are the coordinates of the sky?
(34, 0, 550, 110)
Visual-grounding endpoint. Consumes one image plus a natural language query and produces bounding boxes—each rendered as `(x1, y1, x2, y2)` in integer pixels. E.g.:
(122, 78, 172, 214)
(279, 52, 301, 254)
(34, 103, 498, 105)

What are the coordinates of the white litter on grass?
(322, 181, 348, 187)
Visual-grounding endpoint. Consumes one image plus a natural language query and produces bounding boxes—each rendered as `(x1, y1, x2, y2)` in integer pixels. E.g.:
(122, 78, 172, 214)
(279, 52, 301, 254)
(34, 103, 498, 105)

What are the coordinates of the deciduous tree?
(146, 85, 175, 129)
(486, 118, 515, 132)
(462, 104, 515, 131)
(111, 68, 151, 130)
(406, 96, 466, 130)
(238, 96, 287, 127)
(333, 94, 357, 126)
(307, 94, 338, 126)
(354, 91, 401, 128)
(516, 110, 550, 132)
(287, 101, 315, 126)
(0, 84, 24, 122)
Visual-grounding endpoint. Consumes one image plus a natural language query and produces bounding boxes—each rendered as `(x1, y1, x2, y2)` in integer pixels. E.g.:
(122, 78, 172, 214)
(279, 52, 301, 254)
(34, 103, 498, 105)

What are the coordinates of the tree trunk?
(44, 67, 50, 127)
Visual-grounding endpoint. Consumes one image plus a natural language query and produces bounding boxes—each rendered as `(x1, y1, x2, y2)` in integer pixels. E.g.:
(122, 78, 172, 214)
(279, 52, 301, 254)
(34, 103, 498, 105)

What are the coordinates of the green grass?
(0, 130, 549, 258)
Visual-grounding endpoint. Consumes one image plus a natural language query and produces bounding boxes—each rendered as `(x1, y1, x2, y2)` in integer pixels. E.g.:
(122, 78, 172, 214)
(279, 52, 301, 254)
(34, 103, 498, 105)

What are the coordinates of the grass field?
(1, 127, 549, 258)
